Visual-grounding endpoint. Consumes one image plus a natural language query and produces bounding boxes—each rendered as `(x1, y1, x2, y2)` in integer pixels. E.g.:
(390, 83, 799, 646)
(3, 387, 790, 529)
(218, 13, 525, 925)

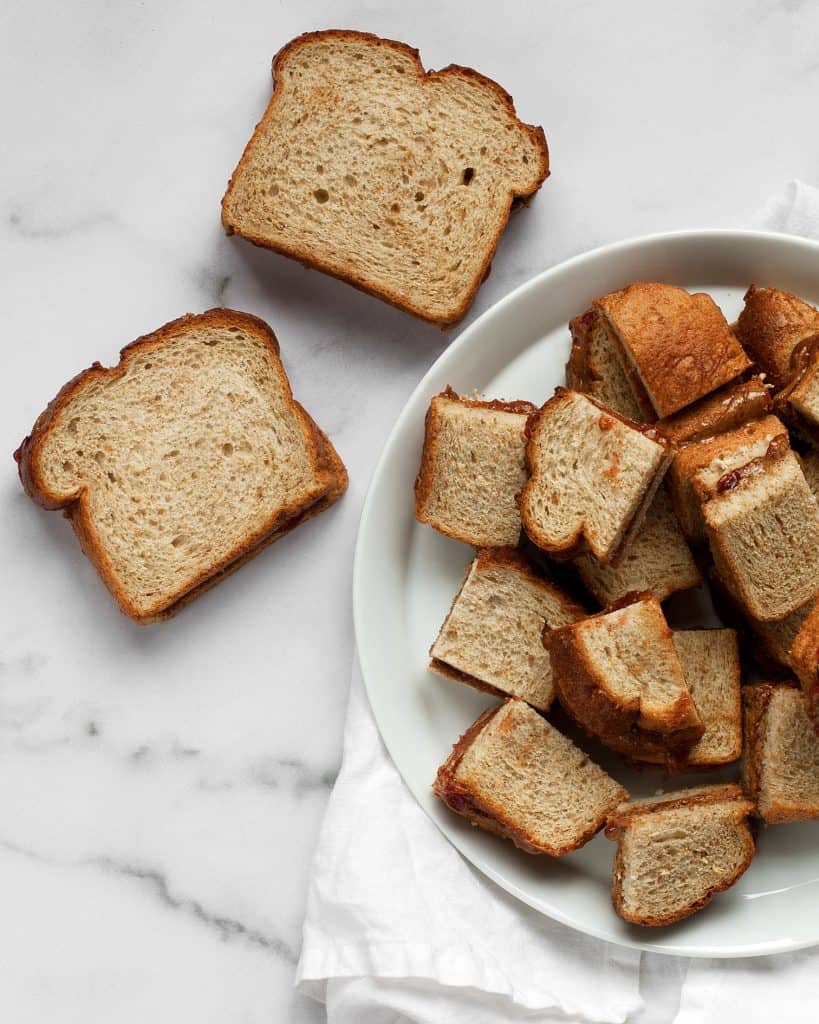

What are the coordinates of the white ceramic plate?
(353, 229, 819, 957)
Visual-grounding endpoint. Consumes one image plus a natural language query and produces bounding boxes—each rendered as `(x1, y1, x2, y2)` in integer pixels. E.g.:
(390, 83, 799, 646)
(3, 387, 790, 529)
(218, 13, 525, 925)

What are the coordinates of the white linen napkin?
(296, 180, 819, 1024)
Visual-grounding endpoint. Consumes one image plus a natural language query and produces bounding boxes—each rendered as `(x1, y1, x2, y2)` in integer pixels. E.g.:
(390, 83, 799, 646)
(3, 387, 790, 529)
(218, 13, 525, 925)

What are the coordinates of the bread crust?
(15, 308, 348, 623)
(221, 30, 549, 329)
(594, 283, 751, 418)
(433, 700, 625, 855)
(521, 389, 671, 562)
(792, 603, 819, 734)
(544, 595, 704, 759)
(414, 388, 537, 546)
(774, 335, 819, 444)
(658, 376, 772, 445)
(735, 284, 819, 389)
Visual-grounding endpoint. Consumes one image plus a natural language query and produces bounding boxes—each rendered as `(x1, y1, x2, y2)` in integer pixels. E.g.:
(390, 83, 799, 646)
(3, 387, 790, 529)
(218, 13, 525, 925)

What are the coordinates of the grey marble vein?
(7, 207, 116, 241)
(250, 756, 338, 795)
(93, 857, 299, 961)
(193, 266, 232, 306)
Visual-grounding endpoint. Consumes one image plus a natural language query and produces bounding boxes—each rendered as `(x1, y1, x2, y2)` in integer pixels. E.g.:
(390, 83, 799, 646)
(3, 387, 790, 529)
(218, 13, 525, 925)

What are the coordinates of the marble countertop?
(2, 1, 818, 1021)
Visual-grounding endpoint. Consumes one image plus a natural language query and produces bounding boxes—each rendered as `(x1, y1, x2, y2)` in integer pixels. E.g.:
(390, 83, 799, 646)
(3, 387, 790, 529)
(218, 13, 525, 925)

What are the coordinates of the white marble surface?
(2, 1, 818, 1021)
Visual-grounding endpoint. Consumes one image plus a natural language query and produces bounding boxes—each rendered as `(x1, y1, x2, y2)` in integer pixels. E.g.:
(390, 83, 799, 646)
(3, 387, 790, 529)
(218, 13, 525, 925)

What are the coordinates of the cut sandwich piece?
(414, 388, 537, 546)
(802, 449, 819, 498)
(775, 337, 819, 445)
(429, 548, 585, 711)
(572, 486, 701, 606)
(605, 784, 755, 926)
(222, 30, 549, 328)
(791, 603, 819, 729)
(544, 596, 704, 759)
(15, 309, 347, 623)
(735, 284, 819, 388)
(520, 390, 671, 563)
(639, 630, 742, 768)
(590, 283, 751, 417)
(566, 310, 646, 420)
(743, 683, 819, 823)
(668, 415, 789, 544)
(434, 699, 628, 855)
(703, 445, 819, 621)
(657, 375, 771, 445)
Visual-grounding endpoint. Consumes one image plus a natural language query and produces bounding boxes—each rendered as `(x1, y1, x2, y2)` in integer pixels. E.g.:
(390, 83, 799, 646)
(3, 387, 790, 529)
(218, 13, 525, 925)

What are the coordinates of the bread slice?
(791, 603, 819, 730)
(668, 415, 789, 544)
(221, 30, 549, 328)
(743, 683, 819, 823)
(566, 311, 647, 420)
(434, 699, 628, 855)
(544, 596, 704, 759)
(592, 283, 751, 418)
(775, 338, 819, 445)
(802, 449, 819, 499)
(605, 784, 755, 926)
(735, 284, 819, 388)
(15, 309, 347, 622)
(520, 390, 671, 563)
(572, 486, 701, 605)
(657, 375, 771, 445)
(414, 388, 537, 546)
(638, 630, 742, 768)
(429, 549, 585, 711)
(703, 445, 819, 621)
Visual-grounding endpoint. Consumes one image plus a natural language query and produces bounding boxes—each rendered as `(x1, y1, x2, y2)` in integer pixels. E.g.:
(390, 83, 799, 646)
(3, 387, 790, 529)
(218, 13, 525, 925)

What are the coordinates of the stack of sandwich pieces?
(417, 281, 819, 927)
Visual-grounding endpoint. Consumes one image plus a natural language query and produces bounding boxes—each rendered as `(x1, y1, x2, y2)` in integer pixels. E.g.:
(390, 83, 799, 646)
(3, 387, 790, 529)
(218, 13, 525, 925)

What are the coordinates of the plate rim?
(353, 227, 819, 958)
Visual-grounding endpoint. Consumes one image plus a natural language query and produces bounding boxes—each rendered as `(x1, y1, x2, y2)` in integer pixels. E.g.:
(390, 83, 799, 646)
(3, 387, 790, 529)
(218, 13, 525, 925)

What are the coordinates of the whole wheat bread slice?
(572, 486, 701, 606)
(743, 683, 819, 823)
(414, 388, 538, 546)
(775, 338, 819, 445)
(668, 414, 789, 544)
(657, 376, 771, 445)
(604, 784, 755, 926)
(566, 311, 647, 420)
(544, 596, 704, 759)
(434, 699, 628, 855)
(15, 309, 347, 622)
(222, 30, 549, 328)
(703, 445, 819, 622)
(520, 390, 671, 563)
(791, 603, 819, 731)
(429, 548, 585, 711)
(735, 284, 819, 388)
(592, 283, 751, 418)
(638, 630, 742, 768)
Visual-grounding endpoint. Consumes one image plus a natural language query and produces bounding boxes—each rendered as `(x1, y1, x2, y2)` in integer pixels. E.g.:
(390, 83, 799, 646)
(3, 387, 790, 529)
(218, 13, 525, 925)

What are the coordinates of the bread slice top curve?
(544, 596, 704, 758)
(433, 699, 628, 856)
(572, 485, 701, 606)
(593, 283, 751, 417)
(735, 284, 819, 388)
(520, 390, 671, 563)
(605, 783, 755, 927)
(429, 548, 586, 711)
(703, 446, 819, 622)
(414, 388, 538, 547)
(16, 309, 347, 622)
(743, 683, 819, 823)
(221, 30, 549, 328)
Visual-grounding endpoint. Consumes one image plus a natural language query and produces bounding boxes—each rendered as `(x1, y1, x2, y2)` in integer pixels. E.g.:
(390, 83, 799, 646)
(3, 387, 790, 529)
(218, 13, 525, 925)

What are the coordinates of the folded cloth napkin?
(297, 180, 819, 1024)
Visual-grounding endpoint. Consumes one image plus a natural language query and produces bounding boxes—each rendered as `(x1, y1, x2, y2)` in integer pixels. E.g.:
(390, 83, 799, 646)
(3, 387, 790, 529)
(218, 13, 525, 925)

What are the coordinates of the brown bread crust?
(221, 30, 549, 329)
(774, 335, 819, 444)
(658, 376, 772, 445)
(594, 283, 751, 418)
(792, 604, 819, 734)
(735, 284, 819, 388)
(15, 309, 348, 623)
(543, 596, 704, 760)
